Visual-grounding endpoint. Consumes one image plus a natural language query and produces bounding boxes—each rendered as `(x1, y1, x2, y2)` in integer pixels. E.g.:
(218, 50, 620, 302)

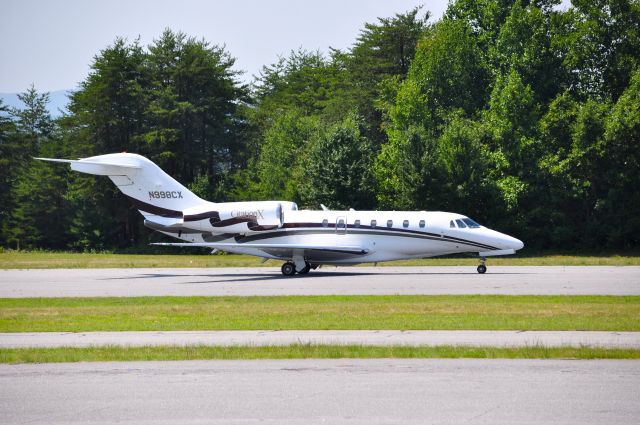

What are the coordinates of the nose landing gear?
(477, 257, 487, 274)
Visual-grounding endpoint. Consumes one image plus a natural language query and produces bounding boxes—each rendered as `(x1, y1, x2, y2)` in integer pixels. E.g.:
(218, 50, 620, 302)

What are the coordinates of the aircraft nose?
(509, 237, 524, 251)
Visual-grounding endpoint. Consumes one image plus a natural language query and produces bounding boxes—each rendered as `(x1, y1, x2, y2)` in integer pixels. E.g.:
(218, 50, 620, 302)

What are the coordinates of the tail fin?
(36, 153, 206, 218)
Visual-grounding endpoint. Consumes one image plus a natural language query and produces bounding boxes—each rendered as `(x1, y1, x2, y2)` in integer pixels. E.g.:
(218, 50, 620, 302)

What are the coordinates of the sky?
(0, 0, 449, 93)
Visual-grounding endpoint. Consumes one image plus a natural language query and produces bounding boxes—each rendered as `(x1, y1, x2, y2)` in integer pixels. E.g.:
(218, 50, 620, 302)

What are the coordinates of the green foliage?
(59, 30, 247, 249)
(254, 111, 320, 201)
(347, 6, 430, 143)
(407, 19, 488, 123)
(2, 3, 639, 251)
(9, 161, 71, 249)
(299, 115, 376, 209)
(5, 88, 71, 249)
(0, 100, 22, 244)
(374, 123, 432, 210)
(374, 0, 640, 248)
(557, 0, 640, 99)
(490, 1, 563, 102)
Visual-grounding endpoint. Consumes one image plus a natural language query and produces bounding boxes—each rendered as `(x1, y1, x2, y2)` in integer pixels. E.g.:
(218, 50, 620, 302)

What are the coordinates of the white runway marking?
(2, 330, 639, 349)
(0, 266, 639, 297)
(2, 359, 639, 424)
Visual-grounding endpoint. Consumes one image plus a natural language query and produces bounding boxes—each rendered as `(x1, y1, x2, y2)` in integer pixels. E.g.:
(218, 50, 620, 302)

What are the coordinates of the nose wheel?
(477, 258, 487, 274)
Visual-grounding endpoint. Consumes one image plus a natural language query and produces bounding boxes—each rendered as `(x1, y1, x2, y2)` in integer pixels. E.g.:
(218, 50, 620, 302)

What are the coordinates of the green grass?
(2, 344, 639, 363)
(0, 251, 267, 269)
(2, 295, 638, 332)
(1, 250, 639, 269)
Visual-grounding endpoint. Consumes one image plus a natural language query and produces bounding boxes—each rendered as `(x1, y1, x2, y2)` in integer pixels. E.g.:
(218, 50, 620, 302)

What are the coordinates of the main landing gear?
(281, 262, 296, 276)
(281, 261, 313, 276)
(477, 257, 487, 274)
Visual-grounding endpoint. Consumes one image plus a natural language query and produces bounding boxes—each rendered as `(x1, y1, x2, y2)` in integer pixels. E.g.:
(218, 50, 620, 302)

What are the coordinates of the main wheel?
(298, 261, 311, 274)
(281, 262, 296, 276)
(477, 264, 487, 274)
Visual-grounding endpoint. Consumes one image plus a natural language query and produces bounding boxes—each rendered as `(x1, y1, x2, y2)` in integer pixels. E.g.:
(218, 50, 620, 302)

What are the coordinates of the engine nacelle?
(181, 201, 296, 234)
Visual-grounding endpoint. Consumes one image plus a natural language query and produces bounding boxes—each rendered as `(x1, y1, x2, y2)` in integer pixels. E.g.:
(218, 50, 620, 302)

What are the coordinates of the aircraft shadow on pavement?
(100, 270, 529, 284)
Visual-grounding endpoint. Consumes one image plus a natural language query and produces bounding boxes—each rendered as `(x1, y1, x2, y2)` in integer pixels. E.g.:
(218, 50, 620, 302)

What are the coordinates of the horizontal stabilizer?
(35, 157, 141, 169)
(151, 242, 369, 255)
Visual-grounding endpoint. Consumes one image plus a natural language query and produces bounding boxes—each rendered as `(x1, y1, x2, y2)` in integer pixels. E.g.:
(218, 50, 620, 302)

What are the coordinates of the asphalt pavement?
(1, 359, 638, 424)
(1, 266, 639, 297)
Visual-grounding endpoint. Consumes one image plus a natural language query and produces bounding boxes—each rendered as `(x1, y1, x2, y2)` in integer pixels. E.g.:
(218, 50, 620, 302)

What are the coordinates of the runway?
(1, 359, 638, 424)
(2, 330, 639, 349)
(1, 266, 639, 297)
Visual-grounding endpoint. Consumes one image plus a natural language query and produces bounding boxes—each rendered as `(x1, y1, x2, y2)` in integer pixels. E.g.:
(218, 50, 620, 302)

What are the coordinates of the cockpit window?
(450, 220, 455, 228)
(455, 219, 467, 228)
(462, 218, 481, 228)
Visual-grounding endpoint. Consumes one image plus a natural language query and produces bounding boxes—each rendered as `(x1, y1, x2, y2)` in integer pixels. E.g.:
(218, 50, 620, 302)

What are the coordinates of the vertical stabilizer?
(36, 153, 206, 218)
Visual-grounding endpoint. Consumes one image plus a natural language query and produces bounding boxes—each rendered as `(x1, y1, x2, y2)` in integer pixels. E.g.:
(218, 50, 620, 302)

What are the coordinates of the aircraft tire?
(281, 262, 296, 276)
(477, 264, 487, 274)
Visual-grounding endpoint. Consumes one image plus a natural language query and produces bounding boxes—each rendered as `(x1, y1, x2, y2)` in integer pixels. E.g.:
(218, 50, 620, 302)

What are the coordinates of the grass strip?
(1, 344, 639, 363)
(2, 295, 639, 332)
(1, 251, 639, 269)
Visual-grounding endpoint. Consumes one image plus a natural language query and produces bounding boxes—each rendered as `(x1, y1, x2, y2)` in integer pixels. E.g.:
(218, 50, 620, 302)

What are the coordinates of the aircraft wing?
(151, 242, 370, 256)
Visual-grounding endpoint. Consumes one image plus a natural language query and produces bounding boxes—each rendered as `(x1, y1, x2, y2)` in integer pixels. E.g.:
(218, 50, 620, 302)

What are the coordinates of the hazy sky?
(1, 0, 450, 93)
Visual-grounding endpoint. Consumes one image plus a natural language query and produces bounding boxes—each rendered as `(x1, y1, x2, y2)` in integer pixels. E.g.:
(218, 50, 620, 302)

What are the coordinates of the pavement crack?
(465, 404, 501, 422)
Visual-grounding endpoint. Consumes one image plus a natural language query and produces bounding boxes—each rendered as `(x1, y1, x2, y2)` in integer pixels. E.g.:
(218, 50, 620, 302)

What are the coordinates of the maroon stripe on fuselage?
(124, 195, 183, 218)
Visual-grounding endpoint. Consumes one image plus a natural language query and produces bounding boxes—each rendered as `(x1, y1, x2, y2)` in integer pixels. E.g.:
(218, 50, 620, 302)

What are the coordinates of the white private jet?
(37, 153, 523, 275)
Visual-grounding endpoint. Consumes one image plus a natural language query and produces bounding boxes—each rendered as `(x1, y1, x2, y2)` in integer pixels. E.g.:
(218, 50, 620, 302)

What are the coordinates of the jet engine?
(181, 201, 295, 234)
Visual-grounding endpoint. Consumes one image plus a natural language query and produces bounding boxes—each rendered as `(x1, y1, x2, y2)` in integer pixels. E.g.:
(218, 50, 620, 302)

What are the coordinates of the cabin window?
(419, 220, 425, 228)
(371, 219, 377, 227)
(322, 219, 328, 227)
(337, 218, 345, 228)
(387, 219, 393, 228)
(354, 219, 361, 228)
(450, 220, 456, 228)
(403, 220, 409, 228)
(455, 219, 467, 228)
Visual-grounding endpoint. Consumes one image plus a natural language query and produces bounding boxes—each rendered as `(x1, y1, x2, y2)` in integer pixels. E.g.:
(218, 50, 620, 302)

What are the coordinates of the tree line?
(1, 0, 639, 252)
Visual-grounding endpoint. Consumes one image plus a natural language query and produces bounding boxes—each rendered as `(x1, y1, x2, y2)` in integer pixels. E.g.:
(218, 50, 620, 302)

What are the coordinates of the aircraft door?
(336, 216, 347, 235)
(277, 203, 284, 228)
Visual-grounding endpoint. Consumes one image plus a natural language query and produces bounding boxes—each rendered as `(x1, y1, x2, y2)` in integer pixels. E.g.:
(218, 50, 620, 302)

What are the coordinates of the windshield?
(462, 218, 481, 228)
(455, 219, 467, 228)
